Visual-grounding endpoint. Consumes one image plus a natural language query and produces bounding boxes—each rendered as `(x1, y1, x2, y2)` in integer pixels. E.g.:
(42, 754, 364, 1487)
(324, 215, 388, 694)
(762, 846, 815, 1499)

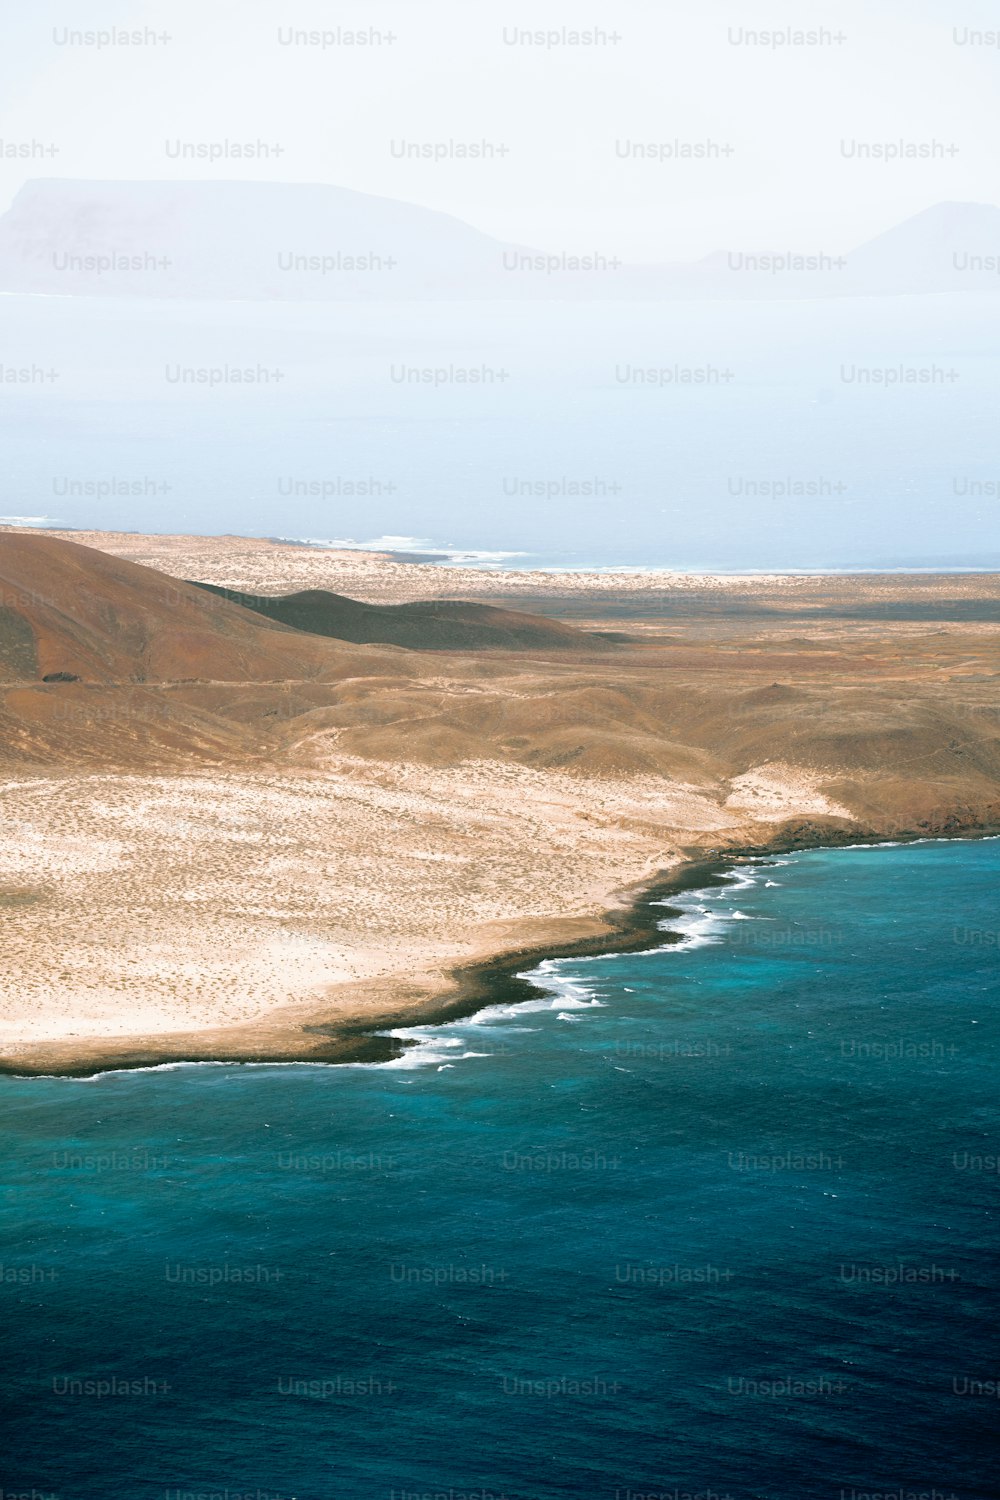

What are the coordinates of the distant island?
(2, 179, 1000, 298)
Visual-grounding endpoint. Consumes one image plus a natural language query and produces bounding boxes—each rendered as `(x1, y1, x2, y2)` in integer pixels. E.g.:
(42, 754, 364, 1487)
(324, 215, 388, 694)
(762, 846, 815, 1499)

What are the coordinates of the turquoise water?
(1, 839, 998, 1499)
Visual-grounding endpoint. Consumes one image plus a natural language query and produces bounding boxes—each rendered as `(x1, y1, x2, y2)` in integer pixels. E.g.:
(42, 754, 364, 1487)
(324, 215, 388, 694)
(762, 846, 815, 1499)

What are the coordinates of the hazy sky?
(2, 0, 998, 259)
(2, 1, 999, 568)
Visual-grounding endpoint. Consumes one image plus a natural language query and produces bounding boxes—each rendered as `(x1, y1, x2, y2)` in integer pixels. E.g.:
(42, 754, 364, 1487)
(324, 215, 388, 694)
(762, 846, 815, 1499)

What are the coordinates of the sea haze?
(3, 291, 1000, 569)
(1, 838, 997, 1498)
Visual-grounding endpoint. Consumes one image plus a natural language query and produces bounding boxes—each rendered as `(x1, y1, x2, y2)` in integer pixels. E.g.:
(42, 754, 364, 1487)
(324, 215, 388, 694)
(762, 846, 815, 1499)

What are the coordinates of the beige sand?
(0, 759, 767, 1046)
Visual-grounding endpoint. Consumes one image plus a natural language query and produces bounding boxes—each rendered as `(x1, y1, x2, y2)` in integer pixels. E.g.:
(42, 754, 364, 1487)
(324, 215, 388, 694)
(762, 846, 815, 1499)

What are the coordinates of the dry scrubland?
(0, 527, 998, 1074)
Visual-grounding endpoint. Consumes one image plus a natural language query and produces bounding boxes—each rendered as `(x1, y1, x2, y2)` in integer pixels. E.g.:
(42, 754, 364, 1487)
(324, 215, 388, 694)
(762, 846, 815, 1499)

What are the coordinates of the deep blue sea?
(1, 839, 998, 1500)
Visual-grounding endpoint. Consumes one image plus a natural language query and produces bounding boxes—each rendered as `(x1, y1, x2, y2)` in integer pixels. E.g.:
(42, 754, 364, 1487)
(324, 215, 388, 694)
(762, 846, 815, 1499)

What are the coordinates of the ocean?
(3, 291, 1000, 570)
(1, 838, 997, 1499)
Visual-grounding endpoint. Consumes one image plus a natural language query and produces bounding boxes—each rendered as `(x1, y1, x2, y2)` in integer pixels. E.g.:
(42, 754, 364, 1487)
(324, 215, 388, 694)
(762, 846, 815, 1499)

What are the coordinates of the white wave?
(456, 1007, 542, 1027)
(694, 882, 756, 900)
(363, 1023, 513, 1070)
(541, 949, 623, 965)
(282, 533, 530, 565)
(840, 836, 965, 851)
(380, 961, 609, 1059)
(837, 840, 906, 850)
(652, 905, 727, 950)
(376, 1040, 488, 1071)
(34, 1059, 338, 1081)
(516, 965, 605, 1008)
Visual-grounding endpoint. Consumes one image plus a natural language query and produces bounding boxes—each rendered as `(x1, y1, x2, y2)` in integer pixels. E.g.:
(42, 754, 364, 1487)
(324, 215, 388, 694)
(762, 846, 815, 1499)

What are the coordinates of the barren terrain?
(0, 527, 997, 1075)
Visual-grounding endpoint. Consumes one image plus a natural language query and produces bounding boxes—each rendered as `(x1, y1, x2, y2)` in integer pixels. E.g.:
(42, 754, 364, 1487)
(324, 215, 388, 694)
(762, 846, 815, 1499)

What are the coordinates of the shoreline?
(375, 821, 1000, 1043)
(3, 818, 997, 1081)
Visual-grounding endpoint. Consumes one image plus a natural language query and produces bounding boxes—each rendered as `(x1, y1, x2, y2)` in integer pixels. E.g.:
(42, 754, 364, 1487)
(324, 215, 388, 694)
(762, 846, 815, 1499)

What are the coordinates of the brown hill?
(0, 532, 430, 765)
(188, 582, 622, 652)
(2, 532, 999, 838)
(0, 532, 405, 685)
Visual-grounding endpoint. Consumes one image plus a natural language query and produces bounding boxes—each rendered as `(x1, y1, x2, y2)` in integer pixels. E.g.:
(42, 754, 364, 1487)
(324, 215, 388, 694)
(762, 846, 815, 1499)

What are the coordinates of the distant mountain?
(648, 202, 1000, 299)
(1, 180, 999, 299)
(832, 202, 1000, 295)
(190, 582, 623, 652)
(0, 178, 533, 299)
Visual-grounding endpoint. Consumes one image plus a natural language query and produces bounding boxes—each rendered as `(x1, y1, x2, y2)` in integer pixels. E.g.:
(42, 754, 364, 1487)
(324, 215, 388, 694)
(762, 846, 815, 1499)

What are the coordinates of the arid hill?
(189, 582, 621, 652)
(0, 532, 407, 686)
(0, 531, 997, 828)
(0, 532, 427, 764)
